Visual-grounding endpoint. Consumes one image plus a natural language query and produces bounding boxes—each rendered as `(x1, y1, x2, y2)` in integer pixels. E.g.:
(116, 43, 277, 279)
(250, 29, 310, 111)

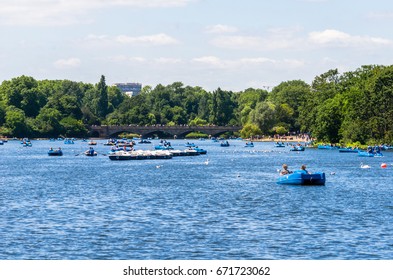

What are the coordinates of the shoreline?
(2, 137, 311, 142)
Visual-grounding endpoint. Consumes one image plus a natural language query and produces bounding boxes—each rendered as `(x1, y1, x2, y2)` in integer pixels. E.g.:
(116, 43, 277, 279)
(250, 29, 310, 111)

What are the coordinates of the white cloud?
(191, 56, 302, 69)
(107, 55, 147, 63)
(205, 24, 238, 34)
(210, 27, 303, 51)
(54, 58, 81, 69)
(308, 29, 393, 47)
(104, 56, 182, 65)
(210, 28, 393, 51)
(211, 36, 266, 50)
(0, 0, 192, 26)
(367, 12, 393, 20)
(192, 56, 223, 67)
(211, 34, 300, 51)
(115, 33, 179, 45)
(155, 57, 183, 64)
(82, 33, 179, 48)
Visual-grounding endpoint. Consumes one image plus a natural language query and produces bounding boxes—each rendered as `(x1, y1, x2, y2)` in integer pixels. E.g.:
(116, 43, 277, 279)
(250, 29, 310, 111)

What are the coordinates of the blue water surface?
(0, 139, 392, 259)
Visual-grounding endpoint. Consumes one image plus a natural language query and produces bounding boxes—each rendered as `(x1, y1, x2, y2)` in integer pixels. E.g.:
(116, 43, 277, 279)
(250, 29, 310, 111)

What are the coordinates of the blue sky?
(1, 0, 393, 91)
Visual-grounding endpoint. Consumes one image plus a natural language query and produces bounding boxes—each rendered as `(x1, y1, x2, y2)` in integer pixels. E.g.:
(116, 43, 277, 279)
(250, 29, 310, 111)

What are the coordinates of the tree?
(107, 86, 124, 112)
(189, 117, 208, 126)
(312, 97, 342, 143)
(96, 75, 108, 119)
(299, 69, 340, 134)
(5, 106, 29, 137)
(210, 88, 236, 125)
(60, 116, 87, 137)
(34, 107, 63, 137)
(268, 80, 310, 131)
(240, 123, 262, 139)
(250, 101, 277, 134)
(236, 88, 268, 125)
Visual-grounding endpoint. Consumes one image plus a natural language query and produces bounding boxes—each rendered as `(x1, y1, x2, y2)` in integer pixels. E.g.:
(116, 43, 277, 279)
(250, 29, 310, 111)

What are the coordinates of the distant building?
(113, 83, 142, 97)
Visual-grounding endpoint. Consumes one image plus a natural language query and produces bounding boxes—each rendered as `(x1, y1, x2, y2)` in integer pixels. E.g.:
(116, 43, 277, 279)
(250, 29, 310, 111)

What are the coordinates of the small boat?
(191, 147, 207, 154)
(220, 141, 230, 147)
(85, 148, 97, 156)
(274, 142, 285, 147)
(64, 138, 74, 144)
(358, 151, 374, 157)
(0, 140, 3, 145)
(138, 139, 152, 144)
(290, 145, 305, 151)
(155, 140, 173, 150)
(277, 170, 326, 185)
(48, 149, 63, 156)
(318, 145, 338, 150)
(339, 147, 361, 153)
(88, 141, 97, 145)
(358, 150, 383, 157)
(155, 144, 174, 150)
(23, 141, 32, 147)
(169, 149, 200, 157)
(244, 142, 254, 148)
(109, 146, 133, 153)
(185, 142, 196, 147)
(104, 139, 117, 146)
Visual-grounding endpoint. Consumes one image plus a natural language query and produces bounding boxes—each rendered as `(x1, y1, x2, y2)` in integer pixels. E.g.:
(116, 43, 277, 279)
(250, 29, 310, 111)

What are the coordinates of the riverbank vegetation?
(0, 65, 392, 145)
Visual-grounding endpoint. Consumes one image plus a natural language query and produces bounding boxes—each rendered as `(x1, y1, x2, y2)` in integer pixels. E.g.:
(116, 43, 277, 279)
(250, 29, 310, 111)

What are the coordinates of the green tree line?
(0, 65, 392, 144)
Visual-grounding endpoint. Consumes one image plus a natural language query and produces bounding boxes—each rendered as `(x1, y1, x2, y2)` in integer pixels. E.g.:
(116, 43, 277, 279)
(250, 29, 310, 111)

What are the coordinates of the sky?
(1, 0, 393, 91)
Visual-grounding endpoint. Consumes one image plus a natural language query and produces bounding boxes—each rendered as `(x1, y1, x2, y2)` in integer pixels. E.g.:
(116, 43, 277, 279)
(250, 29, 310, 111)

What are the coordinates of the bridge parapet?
(89, 125, 242, 138)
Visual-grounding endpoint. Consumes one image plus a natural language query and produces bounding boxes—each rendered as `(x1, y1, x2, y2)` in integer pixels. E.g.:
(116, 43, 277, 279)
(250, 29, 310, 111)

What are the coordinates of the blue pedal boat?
(277, 171, 326, 185)
(48, 149, 63, 156)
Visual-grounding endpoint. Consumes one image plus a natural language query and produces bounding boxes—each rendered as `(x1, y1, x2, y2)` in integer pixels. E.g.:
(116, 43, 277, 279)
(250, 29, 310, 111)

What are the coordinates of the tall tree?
(210, 88, 236, 125)
(96, 75, 108, 119)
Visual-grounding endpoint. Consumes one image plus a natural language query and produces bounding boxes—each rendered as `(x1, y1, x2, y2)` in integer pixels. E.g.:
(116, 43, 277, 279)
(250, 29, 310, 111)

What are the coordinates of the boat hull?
(290, 146, 305, 151)
(358, 151, 383, 157)
(109, 151, 172, 160)
(48, 150, 63, 156)
(339, 148, 360, 153)
(277, 171, 326, 185)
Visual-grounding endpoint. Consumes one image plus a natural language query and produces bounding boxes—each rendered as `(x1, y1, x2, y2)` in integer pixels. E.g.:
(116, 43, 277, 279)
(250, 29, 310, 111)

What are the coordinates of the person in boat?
(89, 147, 95, 155)
(280, 164, 292, 175)
(49, 147, 53, 151)
(300, 164, 310, 174)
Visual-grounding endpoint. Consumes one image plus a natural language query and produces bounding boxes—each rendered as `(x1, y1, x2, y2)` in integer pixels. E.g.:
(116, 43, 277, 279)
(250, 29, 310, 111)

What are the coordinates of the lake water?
(0, 139, 392, 260)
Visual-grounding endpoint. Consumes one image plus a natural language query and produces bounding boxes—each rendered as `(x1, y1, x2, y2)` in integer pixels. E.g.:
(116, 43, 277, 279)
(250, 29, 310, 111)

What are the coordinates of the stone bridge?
(89, 125, 242, 138)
